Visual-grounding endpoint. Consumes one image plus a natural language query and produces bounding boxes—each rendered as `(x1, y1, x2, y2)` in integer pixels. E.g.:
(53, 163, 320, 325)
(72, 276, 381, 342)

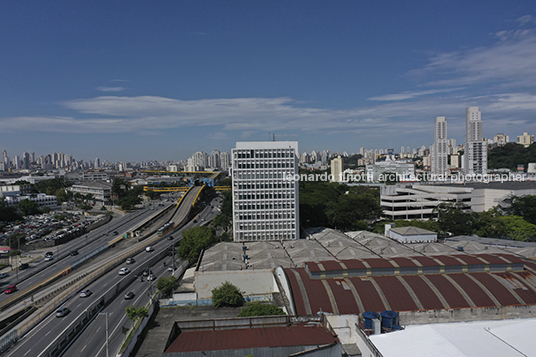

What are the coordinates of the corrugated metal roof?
(285, 257, 536, 316)
(165, 323, 338, 353)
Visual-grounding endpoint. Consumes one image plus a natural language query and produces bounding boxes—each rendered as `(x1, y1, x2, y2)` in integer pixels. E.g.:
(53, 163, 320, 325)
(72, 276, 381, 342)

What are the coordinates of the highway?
(4, 186, 215, 357)
(0, 200, 173, 308)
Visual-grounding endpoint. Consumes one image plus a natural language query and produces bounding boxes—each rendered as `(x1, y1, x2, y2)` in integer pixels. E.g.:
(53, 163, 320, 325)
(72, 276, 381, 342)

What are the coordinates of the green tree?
(498, 216, 536, 241)
(0, 197, 22, 222)
(118, 194, 141, 210)
(18, 198, 40, 216)
(238, 302, 285, 317)
(510, 195, 536, 225)
(212, 281, 244, 308)
(178, 226, 215, 263)
(156, 276, 179, 298)
(434, 203, 474, 236)
(125, 305, 148, 322)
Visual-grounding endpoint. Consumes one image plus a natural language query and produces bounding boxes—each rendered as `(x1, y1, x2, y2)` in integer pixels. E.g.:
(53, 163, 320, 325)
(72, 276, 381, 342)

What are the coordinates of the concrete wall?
(164, 344, 341, 357)
(195, 269, 276, 299)
(399, 304, 536, 325)
(389, 231, 437, 243)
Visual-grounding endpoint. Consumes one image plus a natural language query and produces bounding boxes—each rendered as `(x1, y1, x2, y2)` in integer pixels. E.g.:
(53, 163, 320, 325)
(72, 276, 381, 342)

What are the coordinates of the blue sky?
(1, 1, 536, 162)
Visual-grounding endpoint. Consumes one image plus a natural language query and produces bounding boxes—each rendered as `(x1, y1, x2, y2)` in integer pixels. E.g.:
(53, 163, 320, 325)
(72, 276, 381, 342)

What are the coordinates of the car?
(79, 289, 92, 298)
(124, 291, 134, 299)
(147, 274, 156, 281)
(45, 255, 53, 261)
(126, 257, 135, 264)
(4, 285, 17, 294)
(45, 251, 53, 257)
(142, 268, 150, 276)
(167, 235, 174, 240)
(119, 267, 130, 275)
(70, 250, 79, 256)
(193, 220, 197, 223)
(0, 273, 8, 279)
(19, 263, 29, 270)
(145, 246, 154, 252)
(113, 231, 119, 235)
(167, 266, 174, 272)
(56, 307, 70, 317)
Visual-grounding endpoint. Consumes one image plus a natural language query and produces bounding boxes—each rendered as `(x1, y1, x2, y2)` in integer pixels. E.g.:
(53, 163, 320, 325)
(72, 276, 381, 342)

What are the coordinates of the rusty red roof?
(285, 266, 536, 316)
(165, 323, 338, 353)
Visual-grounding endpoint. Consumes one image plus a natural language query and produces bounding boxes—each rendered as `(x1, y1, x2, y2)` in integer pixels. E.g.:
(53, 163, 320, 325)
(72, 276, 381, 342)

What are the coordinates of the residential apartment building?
(330, 155, 343, 182)
(464, 107, 487, 176)
(431, 116, 448, 177)
(517, 132, 534, 148)
(231, 141, 299, 241)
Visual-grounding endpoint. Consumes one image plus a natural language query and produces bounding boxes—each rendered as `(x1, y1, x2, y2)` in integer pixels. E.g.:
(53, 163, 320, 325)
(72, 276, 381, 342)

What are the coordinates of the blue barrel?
(362, 311, 380, 329)
(392, 324, 404, 331)
(380, 310, 399, 329)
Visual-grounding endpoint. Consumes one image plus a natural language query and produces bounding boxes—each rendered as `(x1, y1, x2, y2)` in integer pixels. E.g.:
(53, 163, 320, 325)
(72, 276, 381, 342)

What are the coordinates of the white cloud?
(368, 88, 464, 101)
(97, 86, 127, 92)
(516, 15, 535, 26)
(410, 26, 536, 88)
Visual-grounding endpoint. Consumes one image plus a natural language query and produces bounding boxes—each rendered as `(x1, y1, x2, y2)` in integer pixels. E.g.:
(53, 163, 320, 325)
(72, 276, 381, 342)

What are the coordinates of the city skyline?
(1, 2, 536, 161)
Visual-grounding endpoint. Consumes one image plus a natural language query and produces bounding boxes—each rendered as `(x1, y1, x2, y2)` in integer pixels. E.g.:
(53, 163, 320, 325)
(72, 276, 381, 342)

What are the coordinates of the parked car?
(124, 291, 134, 299)
(126, 257, 134, 264)
(79, 289, 92, 298)
(119, 267, 130, 275)
(56, 307, 70, 317)
(4, 285, 17, 294)
(145, 246, 154, 252)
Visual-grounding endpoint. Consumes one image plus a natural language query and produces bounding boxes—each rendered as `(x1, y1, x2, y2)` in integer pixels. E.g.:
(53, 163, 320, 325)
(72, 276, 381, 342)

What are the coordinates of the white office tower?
(431, 116, 448, 178)
(464, 107, 487, 176)
(231, 141, 299, 241)
(210, 150, 221, 169)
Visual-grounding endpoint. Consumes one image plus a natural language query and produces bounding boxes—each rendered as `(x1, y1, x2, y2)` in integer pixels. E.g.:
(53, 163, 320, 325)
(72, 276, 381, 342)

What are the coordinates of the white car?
(119, 267, 130, 275)
(147, 274, 156, 281)
(145, 246, 154, 252)
(45, 256, 53, 261)
(79, 289, 92, 298)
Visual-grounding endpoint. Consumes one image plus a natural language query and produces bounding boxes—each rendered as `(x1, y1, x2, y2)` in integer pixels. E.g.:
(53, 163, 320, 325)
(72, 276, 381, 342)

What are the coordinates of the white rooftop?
(369, 318, 535, 357)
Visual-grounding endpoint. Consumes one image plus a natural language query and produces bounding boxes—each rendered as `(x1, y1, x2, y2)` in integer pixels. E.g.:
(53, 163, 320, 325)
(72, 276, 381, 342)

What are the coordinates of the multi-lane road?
(0, 201, 172, 307)
(4, 187, 221, 357)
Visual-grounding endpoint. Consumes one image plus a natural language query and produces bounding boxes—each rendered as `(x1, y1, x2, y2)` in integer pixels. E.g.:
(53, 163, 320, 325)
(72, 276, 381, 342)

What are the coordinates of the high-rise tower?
(231, 141, 299, 241)
(431, 116, 448, 177)
(464, 107, 487, 176)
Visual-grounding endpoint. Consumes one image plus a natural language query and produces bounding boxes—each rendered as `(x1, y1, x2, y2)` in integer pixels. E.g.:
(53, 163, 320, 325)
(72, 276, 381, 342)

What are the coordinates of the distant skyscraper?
(95, 157, 101, 168)
(464, 107, 487, 176)
(331, 155, 343, 182)
(219, 152, 230, 171)
(210, 150, 221, 169)
(431, 116, 448, 177)
(231, 141, 299, 241)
